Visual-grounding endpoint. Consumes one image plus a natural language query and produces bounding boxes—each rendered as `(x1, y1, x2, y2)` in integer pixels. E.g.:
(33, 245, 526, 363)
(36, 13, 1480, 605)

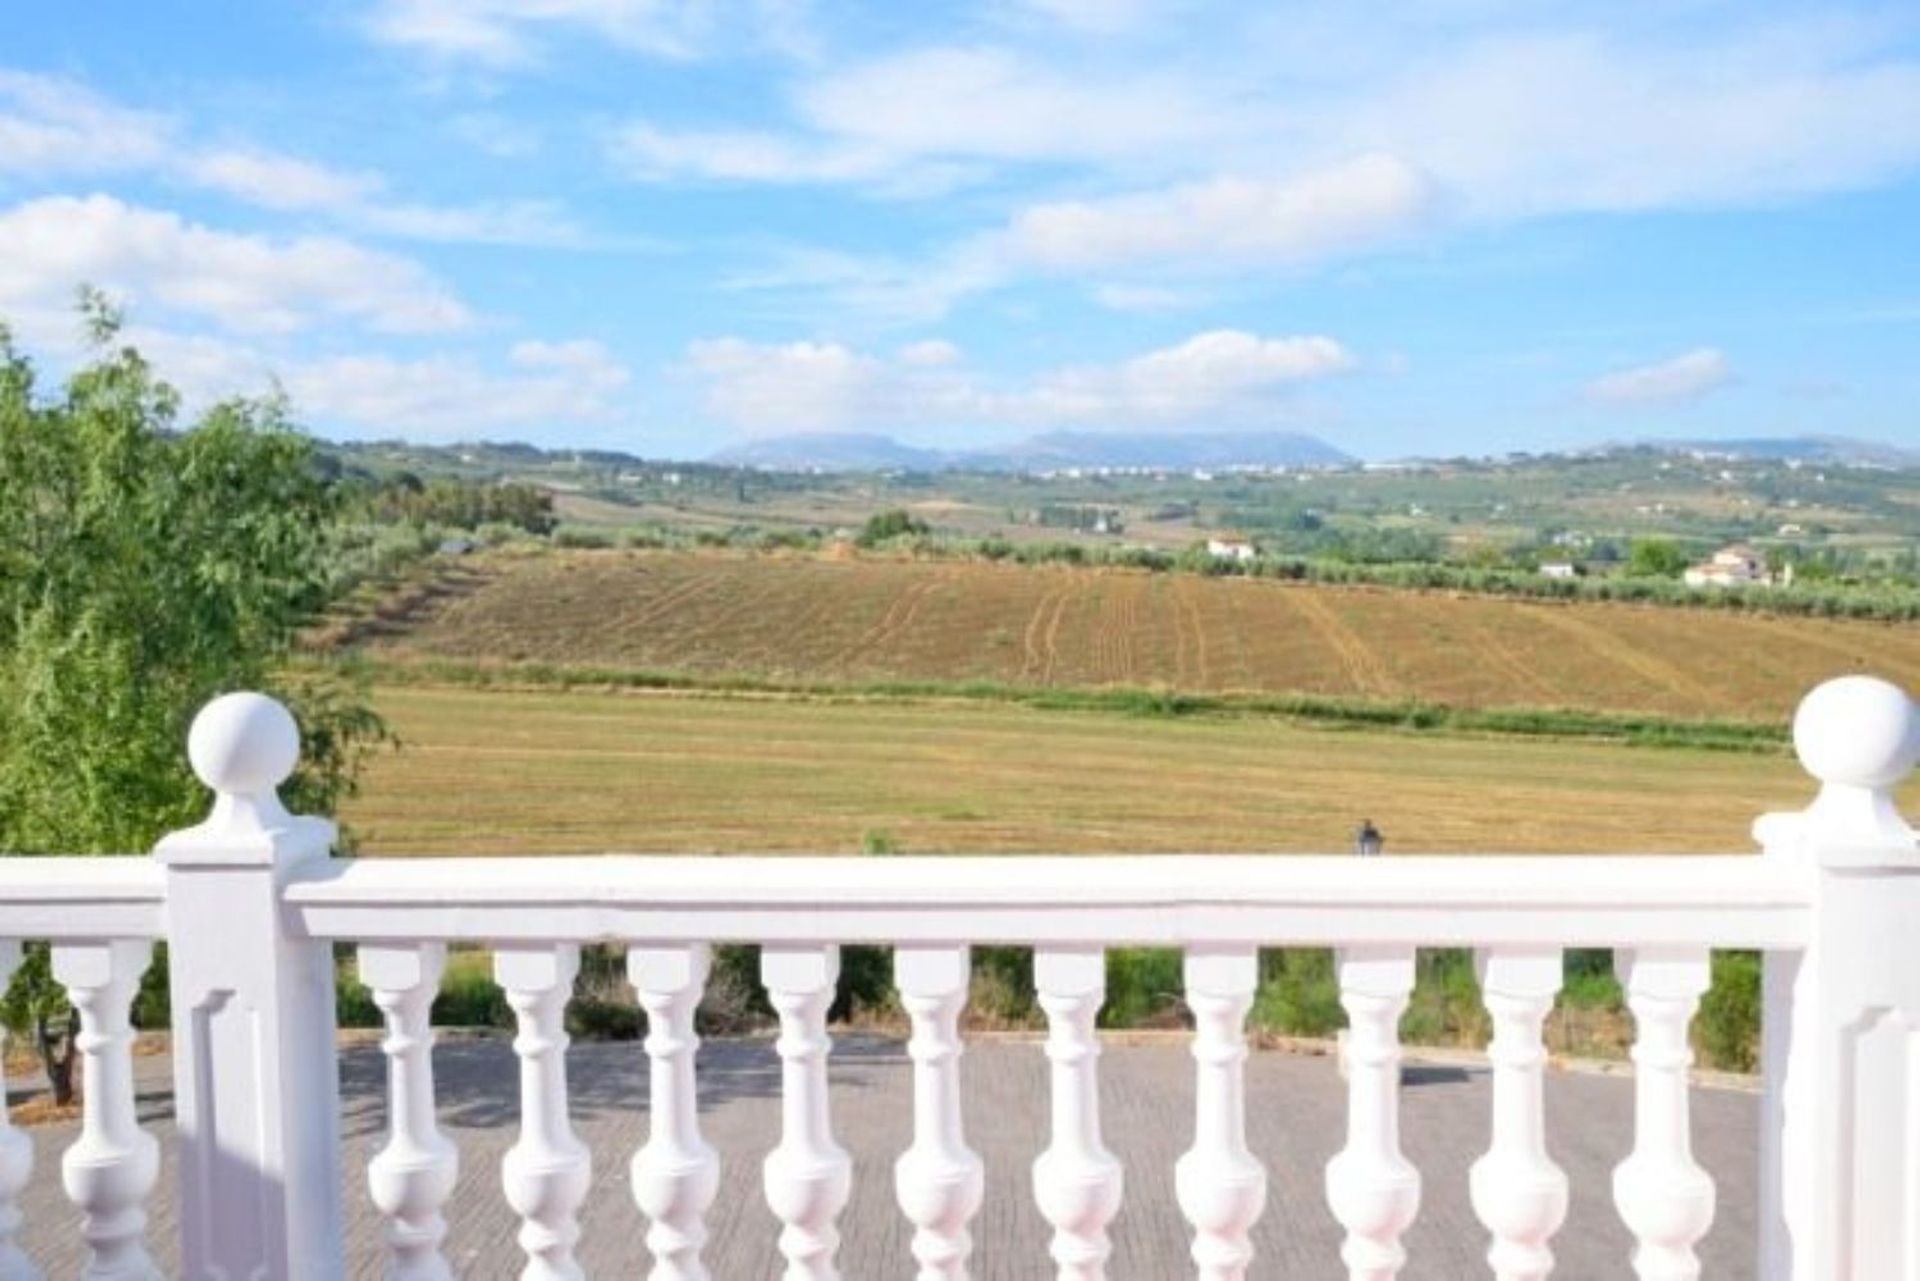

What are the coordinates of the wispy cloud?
(0, 71, 602, 249)
(0, 194, 472, 336)
(1585, 348, 1732, 407)
(684, 328, 1355, 433)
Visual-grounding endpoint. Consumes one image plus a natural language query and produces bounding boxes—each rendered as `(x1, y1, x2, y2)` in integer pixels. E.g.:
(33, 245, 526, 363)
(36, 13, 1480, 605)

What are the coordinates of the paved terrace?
(15, 1036, 1758, 1279)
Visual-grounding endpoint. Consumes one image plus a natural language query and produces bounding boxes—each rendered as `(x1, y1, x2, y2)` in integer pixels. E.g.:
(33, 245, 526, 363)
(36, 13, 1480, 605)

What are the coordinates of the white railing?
(0, 675, 1913, 1279)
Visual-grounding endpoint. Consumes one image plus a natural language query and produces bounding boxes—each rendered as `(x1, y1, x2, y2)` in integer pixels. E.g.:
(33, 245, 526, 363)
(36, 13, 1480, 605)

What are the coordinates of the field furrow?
(361, 549, 1920, 721)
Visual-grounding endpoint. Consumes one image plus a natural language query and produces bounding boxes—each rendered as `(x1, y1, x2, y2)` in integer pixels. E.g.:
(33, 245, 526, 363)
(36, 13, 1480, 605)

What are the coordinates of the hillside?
(348, 549, 1920, 721)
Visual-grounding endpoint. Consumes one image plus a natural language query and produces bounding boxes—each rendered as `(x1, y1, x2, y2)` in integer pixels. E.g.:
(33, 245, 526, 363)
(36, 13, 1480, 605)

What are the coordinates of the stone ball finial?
(187, 692, 299, 797)
(1792, 675, 1919, 791)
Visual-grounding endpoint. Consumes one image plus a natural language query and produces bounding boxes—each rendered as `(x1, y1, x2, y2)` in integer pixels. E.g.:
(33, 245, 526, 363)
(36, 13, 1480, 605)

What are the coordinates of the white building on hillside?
(1206, 535, 1257, 563)
(1684, 544, 1768, 588)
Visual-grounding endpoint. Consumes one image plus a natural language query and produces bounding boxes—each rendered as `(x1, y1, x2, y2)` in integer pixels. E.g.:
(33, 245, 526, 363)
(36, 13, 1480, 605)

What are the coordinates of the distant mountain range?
(1650, 435, 1920, 467)
(709, 430, 1356, 472)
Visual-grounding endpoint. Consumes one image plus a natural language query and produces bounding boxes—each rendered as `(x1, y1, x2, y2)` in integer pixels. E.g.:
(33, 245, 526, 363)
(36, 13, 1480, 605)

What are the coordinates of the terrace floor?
(14, 1035, 1759, 1278)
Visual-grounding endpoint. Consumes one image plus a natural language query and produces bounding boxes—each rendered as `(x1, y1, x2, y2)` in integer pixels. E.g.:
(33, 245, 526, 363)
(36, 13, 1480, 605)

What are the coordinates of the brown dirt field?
(358, 550, 1920, 720)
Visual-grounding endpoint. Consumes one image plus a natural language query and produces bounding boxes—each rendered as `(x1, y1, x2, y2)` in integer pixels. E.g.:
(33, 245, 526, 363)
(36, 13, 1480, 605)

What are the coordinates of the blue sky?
(3, 1, 1918, 461)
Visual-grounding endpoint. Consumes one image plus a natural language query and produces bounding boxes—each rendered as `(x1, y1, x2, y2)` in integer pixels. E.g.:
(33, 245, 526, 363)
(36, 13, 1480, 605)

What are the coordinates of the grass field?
(355, 549, 1920, 722)
(338, 684, 1871, 855)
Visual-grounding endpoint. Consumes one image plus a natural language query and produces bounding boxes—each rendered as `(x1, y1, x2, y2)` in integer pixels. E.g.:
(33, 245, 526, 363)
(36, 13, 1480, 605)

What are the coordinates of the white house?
(1684, 544, 1768, 588)
(1207, 535, 1257, 563)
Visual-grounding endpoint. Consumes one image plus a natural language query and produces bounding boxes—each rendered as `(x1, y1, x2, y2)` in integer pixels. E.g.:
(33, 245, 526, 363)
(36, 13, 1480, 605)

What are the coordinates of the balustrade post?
(360, 943, 458, 1281)
(0, 942, 36, 1281)
(153, 692, 344, 1280)
(1175, 946, 1266, 1281)
(761, 945, 851, 1281)
(1032, 946, 1122, 1281)
(1327, 946, 1420, 1281)
(1612, 947, 1713, 1281)
(630, 944, 719, 1281)
(54, 939, 159, 1281)
(1469, 948, 1568, 1281)
(1754, 675, 1920, 1280)
(893, 946, 983, 1281)
(496, 944, 590, 1281)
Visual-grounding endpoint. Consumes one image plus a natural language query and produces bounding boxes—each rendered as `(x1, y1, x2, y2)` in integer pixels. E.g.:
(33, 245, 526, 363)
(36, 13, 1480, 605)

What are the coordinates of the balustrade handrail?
(283, 851, 1810, 948)
(0, 675, 1911, 1279)
(0, 856, 165, 939)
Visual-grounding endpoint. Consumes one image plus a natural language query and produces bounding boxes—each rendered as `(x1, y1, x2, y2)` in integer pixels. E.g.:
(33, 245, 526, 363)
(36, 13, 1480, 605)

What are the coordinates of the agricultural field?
(341, 685, 1849, 856)
(354, 549, 1920, 722)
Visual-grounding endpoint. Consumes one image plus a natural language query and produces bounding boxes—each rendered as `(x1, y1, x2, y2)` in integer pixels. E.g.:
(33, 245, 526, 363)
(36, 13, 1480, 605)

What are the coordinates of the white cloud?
(1090, 283, 1201, 312)
(685, 328, 1354, 432)
(897, 339, 962, 366)
(182, 148, 384, 211)
(1585, 348, 1731, 407)
(110, 326, 634, 438)
(0, 72, 171, 175)
(363, 0, 715, 65)
(614, 123, 890, 185)
(662, 13, 1920, 318)
(1029, 330, 1353, 421)
(1015, 0, 1159, 35)
(510, 338, 632, 390)
(798, 46, 1225, 166)
(0, 70, 591, 248)
(0, 195, 471, 336)
(1007, 154, 1437, 271)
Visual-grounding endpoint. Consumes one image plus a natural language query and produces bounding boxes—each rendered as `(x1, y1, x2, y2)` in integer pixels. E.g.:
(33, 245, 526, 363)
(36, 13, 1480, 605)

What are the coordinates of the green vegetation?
(857, 507, 931, 547)
(350, 654, 1791, 752)
(0, 301, 384, 1102)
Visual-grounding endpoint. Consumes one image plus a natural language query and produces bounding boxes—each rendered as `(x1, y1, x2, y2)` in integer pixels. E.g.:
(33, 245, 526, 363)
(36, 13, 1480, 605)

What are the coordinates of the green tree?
(856, 507, 929, 547)
(0, 296, 386, 1102)
(1626, 538, 1689, 579)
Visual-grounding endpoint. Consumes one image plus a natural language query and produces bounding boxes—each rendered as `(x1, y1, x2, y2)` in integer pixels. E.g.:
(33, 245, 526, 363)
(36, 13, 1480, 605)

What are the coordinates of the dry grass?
(338, 683, 1876, 856)
(359, 550, 1920, 722)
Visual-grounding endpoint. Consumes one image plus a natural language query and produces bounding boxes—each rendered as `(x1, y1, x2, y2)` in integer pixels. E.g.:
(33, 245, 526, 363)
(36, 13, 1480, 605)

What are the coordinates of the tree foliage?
(1626, 538, 1689, 579)
(0, 297, 386, 1099)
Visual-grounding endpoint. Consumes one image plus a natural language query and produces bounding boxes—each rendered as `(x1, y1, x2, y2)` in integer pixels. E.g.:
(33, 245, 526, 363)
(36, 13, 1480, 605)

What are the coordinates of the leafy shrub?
(1101, 949, 1183, 1028)
(1251, 948, 1345, 1037)
(1696, 950, 1762, 1072)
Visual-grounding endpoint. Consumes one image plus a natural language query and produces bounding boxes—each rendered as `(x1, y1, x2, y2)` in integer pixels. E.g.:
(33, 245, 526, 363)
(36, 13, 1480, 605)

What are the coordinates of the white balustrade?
(893, 946, 983, 1281)
(361, 943, 458, 1281)
(1326, 946, 1420, 1281)
(1032, 946, 1123, 1281)
(1175, 947, 1267, 1281)
(0, 676, 1909, 1278)
(630, 944, 720, 1281)
(0, 942, 35, 1281)
(761, 945, 851, 1281)
(496, 944, 591, 1281)
(54, 938, 160, 1281)
(1612, 948, 1714, 1281)
(1469, 948, 1568, 1281)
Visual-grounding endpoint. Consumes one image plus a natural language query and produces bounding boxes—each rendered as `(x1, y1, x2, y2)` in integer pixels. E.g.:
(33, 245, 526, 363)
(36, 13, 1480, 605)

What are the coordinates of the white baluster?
(1175, 947, 1267, 1281)
(0, 942, 36, 1281)
(496, 944, 590, 1281)
(361, 943, 458, 1281)
(1032, 946, 1122, 1281)
(1469, 948, 1568, 1281)
(53, 939, 160, 1281)
(1612, 948, 1714, 1281)
(761, 945, 851, 1281)
(1326, 946, 1420, 1281)
(893, 946, 983, 1281)
(630, 944, 720, 1281)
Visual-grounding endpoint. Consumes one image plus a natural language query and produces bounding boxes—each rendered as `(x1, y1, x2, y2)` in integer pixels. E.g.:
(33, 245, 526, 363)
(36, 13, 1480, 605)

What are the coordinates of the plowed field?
(360, 551, 1920, 720)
